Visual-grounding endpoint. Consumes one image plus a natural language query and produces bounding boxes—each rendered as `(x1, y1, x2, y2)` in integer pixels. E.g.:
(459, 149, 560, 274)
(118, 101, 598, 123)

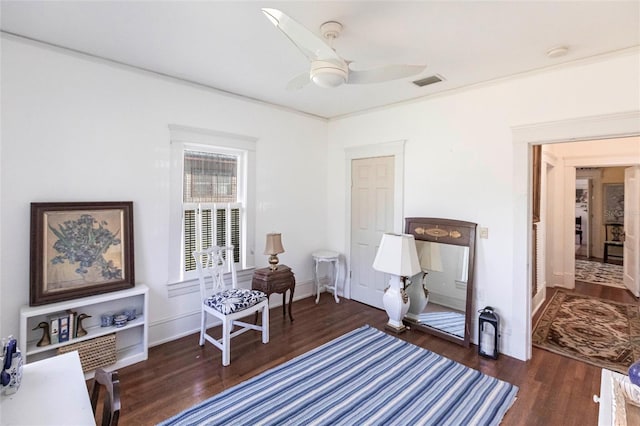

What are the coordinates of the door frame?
(623, 165, 640, 296)
(344, 140, 406, 299)
(574, 177, 590, 257)
(576, 168, 604, 257)
(512, 110, 640, 361)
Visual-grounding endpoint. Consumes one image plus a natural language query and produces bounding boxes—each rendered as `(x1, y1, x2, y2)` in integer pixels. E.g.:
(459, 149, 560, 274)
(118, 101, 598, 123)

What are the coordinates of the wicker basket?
(57, 333, 116, 372)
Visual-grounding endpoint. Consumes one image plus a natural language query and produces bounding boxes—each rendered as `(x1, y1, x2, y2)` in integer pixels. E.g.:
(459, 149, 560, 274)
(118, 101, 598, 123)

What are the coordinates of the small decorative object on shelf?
(32, 322, 51, 347)
(1, 336, 23, 395)
(75, 313, 91, 337)
(101, 313, 115, 327)
(629, 359, 640, 386)
(114, 315, 128, 328)
(123, 308, 136, 321)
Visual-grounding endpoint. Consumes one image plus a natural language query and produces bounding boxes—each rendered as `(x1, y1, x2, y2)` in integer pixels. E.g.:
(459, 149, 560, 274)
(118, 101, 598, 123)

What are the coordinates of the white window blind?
(183, 203, 242, 272)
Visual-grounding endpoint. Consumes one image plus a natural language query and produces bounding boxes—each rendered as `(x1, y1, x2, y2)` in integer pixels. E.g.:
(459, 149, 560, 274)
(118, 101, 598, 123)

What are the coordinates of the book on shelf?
(58, 314, 70, 342)
(47, 313, 60, 344)
(66, 309, 76, 339)
(46, 311, 71, 344)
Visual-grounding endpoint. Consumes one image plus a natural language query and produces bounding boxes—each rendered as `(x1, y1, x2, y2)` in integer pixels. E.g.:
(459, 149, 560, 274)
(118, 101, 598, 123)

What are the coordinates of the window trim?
(168, 125, 256, 285)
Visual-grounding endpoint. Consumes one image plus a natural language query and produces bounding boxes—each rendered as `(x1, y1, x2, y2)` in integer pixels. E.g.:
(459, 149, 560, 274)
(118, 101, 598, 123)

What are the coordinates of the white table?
(0, 351, 94, 425)
(597, 368, 614, 425)
(312, 250, 340, 304)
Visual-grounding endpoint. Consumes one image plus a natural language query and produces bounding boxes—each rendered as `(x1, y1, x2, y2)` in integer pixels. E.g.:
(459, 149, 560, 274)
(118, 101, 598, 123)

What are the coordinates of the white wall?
(327, 50, 640, 360)
(2, 35, 639, 362)
(0, 36, 328, 344)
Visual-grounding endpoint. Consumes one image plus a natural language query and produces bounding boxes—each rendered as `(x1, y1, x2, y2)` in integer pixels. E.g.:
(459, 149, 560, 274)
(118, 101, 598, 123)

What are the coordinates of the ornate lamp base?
(383, 275, 410, 334)
(385, 322, 407, 334)
(268, 254, 280, 271)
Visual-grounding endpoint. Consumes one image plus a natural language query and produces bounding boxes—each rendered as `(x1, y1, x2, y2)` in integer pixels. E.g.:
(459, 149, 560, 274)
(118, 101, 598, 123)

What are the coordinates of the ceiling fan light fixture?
(310, 61, 347, 88)
(263, 9, 426, 90)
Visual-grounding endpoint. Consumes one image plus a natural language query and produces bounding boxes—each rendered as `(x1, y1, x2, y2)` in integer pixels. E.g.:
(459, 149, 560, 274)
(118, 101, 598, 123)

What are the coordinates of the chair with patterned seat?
(575, 217, 583, 245)
(194, 246, 269, 366)
(603, 223, 624, 263)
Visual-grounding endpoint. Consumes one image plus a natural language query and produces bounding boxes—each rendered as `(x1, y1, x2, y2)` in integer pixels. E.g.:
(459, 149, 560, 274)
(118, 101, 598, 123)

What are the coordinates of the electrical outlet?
(479, 227, 489, 239)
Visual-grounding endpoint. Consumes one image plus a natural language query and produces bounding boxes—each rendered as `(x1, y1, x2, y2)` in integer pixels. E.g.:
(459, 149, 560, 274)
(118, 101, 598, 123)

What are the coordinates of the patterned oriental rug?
(532, 290, 640, 374)
(159, 325, 518, 426)
(575, 259, 624, 288)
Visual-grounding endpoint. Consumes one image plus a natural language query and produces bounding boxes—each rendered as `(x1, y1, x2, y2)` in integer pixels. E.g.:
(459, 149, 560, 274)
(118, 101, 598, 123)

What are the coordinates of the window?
(182, 150, 242, 273)
(169, 125, 256, 283)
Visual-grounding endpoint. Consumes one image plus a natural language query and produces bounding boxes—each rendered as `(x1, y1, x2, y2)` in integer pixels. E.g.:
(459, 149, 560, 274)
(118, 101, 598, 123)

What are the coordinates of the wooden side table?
(252, 265, 295, 322)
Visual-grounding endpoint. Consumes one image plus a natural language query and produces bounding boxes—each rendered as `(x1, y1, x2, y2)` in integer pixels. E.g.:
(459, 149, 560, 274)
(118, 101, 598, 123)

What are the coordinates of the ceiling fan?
(261, 8, 426, 89)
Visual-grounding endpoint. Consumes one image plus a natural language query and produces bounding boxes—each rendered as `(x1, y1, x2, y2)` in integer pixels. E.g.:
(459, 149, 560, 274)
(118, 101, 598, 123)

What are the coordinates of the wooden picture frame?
(603, 183, 624, 223)
(30, 201, 135, 306)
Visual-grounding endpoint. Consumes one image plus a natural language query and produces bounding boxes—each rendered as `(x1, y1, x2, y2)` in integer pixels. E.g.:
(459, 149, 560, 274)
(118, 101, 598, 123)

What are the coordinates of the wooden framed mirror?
(403, 217, 477, 347)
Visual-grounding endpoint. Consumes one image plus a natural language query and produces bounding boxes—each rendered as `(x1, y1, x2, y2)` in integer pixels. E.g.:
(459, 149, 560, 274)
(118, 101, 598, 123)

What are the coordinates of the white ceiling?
(2, 1, 639, 119)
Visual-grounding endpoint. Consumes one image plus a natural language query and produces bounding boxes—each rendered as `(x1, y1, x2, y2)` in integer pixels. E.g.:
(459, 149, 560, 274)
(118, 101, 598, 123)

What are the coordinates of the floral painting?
(604, 184, 624, 223)
(30, 202, 134, 305)
(45, 211, 124, 291)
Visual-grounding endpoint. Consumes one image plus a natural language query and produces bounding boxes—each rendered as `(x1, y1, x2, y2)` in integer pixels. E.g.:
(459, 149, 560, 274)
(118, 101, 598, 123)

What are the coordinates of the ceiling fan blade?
(347, 64, 426, 84)
(286, 72, 311, 90)
(262, 8, 341, 62)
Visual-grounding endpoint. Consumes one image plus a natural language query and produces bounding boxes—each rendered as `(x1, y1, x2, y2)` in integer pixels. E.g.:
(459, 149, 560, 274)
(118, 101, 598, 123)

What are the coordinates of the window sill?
(167, 267, 256, 298)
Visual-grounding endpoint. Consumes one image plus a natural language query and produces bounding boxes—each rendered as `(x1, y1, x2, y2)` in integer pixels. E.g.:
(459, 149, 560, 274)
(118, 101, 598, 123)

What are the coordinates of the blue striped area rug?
(421, 311, 466, 338)
(159, 325, 518, 426)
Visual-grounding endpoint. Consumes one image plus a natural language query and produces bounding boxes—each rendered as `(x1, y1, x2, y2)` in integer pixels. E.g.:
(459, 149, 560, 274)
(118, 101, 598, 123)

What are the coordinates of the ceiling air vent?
(412, 74, 444, 87)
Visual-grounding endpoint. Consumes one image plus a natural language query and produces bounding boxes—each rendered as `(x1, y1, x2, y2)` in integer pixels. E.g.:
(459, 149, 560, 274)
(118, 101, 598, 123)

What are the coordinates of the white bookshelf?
(19, 284, 149, 378)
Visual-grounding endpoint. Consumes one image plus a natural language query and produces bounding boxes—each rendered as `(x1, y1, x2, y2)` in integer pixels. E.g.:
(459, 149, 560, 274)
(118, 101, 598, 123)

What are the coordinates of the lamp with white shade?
(372, 233, 422, 333)
(264, 233, 285, 270)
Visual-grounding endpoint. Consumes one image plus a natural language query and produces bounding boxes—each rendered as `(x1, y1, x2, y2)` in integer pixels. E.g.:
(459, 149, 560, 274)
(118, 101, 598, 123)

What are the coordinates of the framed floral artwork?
(603, 183, 624, 224)
(30, 201, 135, 305)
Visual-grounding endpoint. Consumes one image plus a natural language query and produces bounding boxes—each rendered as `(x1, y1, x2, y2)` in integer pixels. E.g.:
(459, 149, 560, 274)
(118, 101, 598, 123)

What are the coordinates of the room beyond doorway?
(574, 177, 590, 257)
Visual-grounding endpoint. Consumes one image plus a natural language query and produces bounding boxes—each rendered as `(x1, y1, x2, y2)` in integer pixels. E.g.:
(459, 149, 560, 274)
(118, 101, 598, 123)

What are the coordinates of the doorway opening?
(574, 177, 589, 258)
(344, 140, 406, 307)
(572, 167, 629, 292)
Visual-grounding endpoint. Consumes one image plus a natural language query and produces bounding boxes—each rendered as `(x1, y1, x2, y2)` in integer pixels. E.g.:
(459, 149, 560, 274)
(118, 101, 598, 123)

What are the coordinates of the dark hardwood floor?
(99, 283, 637, 425)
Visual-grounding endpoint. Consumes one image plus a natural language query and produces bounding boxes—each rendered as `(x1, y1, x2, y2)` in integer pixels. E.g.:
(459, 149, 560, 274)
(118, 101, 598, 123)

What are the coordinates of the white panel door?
(623, 165, 640, 297)
(350, 156, 395, 309)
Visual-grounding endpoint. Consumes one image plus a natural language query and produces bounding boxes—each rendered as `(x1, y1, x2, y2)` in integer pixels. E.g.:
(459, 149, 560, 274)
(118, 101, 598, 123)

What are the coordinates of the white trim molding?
(512, 111, 640, 144)
(511, 110, 640, 361)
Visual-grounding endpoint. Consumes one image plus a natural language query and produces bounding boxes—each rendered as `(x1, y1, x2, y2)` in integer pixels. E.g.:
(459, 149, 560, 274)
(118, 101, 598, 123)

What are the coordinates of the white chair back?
(193, 246, 238, 300)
